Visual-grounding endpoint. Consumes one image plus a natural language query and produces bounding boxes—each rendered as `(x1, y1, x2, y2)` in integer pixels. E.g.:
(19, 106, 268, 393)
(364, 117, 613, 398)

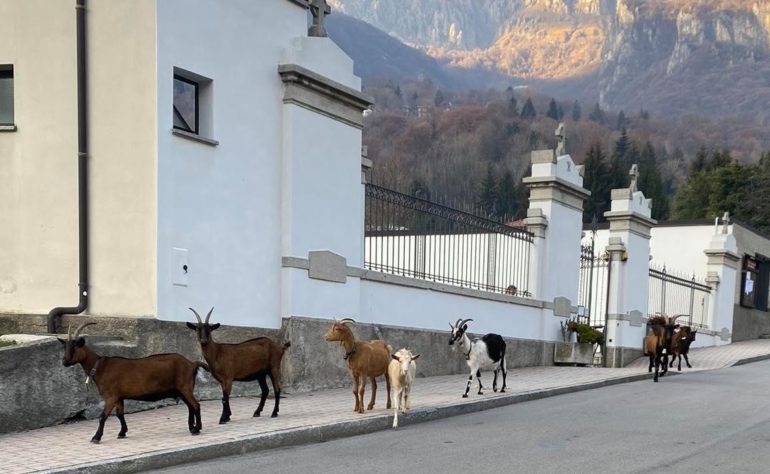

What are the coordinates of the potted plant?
(555, 319, 603, 366)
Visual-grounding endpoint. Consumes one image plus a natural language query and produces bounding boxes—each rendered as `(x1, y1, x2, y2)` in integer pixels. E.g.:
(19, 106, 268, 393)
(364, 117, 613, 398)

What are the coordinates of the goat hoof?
(90, 438, 101, 444)
(500, 389, 506, 393)
(253, 412, 261, 418)
(219, 420, 228, 424)
(271, 413, 278, 418)
(493, 388, 498, 393)
(117, 434, 126, 439)
(462, 394, 468, 398)
(191, 430, 201, 436)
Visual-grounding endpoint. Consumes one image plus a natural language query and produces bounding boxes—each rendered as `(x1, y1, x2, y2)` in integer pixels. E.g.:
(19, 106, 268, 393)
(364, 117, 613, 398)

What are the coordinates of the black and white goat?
(448, 318, 507, 398)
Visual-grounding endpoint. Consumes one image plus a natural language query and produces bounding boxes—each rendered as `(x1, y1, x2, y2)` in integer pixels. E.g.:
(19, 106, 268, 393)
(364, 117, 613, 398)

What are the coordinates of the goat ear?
(210, 323, 221, 331)
(392, 354, 400, 361)
(186, 322, 197, 331)
(57, 338, 67, 346)
(462, 324, 468, 331)
(411, 354, 420, 360)
(76, 337, 86, 348)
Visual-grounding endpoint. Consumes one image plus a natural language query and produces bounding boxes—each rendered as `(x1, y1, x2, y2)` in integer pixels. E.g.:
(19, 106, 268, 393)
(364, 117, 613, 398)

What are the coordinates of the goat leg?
(352, 374, 360, 412)
(500, 357, 507, 393)
(476, 369, 484, 395)
(385, 373, 392, 409)
(269, 371, 281, 418)
(254, 374, 269, 417)
(391, 386, 400, 429)
(180, 390, 202, 435)
(357, 376, 367, 414)
(684, 353, 692, 368)
(492, 369, 498, 392)
(116, 400, 128, 439)
(463, 373, 473, 398)
(91, 399, 116, 444)
(367, 376, 377, 410)
(220, 381, 232, 424)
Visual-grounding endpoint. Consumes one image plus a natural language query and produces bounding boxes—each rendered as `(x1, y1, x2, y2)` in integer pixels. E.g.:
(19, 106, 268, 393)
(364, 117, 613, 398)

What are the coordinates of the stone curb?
(47, 354, 770, 474)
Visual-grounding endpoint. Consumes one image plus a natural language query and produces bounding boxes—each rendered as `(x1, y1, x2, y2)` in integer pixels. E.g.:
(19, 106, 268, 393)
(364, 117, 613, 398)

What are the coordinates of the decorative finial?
(555, 122, 566, 156)
(629, 164, 639, 193)
(308, 0, 331, 37)
(722, 211, 730, 234)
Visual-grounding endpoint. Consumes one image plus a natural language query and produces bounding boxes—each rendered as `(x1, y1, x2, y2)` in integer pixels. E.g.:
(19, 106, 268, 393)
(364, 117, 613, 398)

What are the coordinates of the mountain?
(327, 0, 770, 125)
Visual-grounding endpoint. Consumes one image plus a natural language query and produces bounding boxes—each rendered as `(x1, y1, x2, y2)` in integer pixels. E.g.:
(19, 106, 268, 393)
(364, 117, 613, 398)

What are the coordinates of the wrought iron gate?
(577, 230, 610, 366)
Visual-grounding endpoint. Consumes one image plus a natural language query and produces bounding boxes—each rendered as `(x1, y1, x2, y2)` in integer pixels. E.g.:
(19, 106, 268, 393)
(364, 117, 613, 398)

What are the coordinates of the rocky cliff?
(328, 0, 770, 119)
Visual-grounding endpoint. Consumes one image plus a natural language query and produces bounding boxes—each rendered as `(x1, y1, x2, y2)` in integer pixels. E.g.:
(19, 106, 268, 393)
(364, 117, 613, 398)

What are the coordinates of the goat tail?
(283, 341, 292, 350)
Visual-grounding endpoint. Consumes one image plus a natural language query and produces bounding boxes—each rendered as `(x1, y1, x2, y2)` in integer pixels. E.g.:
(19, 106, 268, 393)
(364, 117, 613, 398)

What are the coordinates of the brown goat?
(59, 322, 208, 443)
(645, 313, 685, 382)
(669, 326, 697, 371)
(324, 318, 391, 414)
(187, 308, 290, 423)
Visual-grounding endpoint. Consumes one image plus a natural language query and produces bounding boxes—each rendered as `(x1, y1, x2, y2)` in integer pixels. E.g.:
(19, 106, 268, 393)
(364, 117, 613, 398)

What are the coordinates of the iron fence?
(648, 264, 711, 328)
(364, 184, 533, 296)
(577, 241, 610, 328)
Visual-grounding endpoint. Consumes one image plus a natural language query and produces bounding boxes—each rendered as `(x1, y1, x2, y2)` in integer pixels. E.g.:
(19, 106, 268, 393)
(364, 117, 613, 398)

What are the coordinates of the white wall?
(156, 0, 306, 327)
(360, 279, 561, 342)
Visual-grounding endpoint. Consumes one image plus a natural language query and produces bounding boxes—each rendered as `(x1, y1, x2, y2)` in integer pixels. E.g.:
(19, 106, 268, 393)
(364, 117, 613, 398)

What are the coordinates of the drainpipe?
(47, 0, 89, 333)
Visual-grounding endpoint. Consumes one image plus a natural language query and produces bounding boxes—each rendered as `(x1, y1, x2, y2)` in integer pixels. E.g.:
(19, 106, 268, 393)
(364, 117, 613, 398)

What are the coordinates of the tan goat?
(324, 318, 391, 414)
(388, 348, 419, 429)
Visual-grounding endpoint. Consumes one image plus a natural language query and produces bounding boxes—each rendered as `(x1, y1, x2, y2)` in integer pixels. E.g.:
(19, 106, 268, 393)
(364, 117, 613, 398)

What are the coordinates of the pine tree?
(572, 100, 582, 121)
(434, 89, 445, 107)
(497, 170, 519, 220)
(520, 98, 537, 119)
(582, 143, 610, 222)
(637, 142, 670, 220)
(507, 97, 518, 117)
(608, 129, 632, 190)
(588, 103, 605, 124)
(546, 98, 559, 120)
(616, 110, 627, 130)
(477, 166, 499, 218)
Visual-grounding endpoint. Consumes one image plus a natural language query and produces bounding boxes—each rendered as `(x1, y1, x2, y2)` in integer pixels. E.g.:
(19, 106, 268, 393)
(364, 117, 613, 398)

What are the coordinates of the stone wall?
(0, 313, 554, 434)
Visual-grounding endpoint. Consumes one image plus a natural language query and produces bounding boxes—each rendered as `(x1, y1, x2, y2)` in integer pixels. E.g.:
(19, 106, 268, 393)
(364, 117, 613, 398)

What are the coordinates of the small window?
(173, 75, 198, 134)
(0, 65, 13, 126)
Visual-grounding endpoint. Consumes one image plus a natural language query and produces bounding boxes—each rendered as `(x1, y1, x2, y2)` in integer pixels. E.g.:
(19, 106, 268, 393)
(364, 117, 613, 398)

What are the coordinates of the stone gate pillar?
(603, 175, 656, 367)
(704, 219, 739, 345)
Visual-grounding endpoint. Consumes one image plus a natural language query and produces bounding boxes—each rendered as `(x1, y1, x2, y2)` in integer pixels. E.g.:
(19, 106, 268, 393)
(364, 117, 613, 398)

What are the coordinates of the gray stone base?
(604, 346, 645, 368)
(0, 313, 555, 434)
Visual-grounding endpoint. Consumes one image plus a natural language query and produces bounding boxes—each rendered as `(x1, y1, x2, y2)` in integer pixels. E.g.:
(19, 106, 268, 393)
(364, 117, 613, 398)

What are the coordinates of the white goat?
(388, 348, 419, 429)
(449, 318, 507, 398)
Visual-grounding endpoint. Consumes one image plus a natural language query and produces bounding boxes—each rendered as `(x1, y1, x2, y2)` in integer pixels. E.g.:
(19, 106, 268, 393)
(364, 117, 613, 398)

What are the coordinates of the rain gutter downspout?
(47, 0, 89, 333)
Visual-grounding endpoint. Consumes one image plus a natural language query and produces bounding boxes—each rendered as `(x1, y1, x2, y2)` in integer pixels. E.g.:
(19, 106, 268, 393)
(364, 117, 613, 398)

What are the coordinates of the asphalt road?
(153, 360, 770, 474)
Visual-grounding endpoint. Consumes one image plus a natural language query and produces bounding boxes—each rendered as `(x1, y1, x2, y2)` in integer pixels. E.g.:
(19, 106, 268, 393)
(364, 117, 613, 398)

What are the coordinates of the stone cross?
(308, 0, 331, 37)
(555, 122, 566, 156)
(629, 164, 639, 193)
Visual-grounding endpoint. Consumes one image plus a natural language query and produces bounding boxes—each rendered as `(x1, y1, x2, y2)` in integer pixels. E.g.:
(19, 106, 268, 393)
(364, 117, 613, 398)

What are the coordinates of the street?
(153, 359, 770, 474)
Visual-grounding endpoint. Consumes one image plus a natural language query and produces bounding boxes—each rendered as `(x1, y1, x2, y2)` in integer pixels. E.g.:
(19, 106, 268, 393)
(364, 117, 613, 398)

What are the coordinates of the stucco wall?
(0, 1, 157, 317)
(155, 0, 307, 327)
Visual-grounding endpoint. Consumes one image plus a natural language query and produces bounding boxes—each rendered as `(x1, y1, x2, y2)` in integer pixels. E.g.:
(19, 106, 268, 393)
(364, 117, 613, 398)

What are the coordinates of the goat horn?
(460, 318, 474, 327)
(454, 318, 463, 327)
(67, 324, 73, 341)
(339, 318, 356, 325)
(72, 322, 96, 340)
(205, 307, 214, 324)
(449, 322, 455, 329)
(189, 308, 203, 323)
(670, 314, 687, 323)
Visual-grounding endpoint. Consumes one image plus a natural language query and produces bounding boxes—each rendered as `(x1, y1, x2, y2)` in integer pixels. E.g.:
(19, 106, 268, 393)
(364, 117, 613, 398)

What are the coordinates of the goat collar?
(344, 349, 356, 361)
(464, 345, 472, 360)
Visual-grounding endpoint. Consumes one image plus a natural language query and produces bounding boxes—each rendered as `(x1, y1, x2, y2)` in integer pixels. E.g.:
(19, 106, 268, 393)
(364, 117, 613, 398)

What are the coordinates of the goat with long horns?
(187, 308, 291, 422)
(449, 318, 508, 397)
(59, 322, 209, 443)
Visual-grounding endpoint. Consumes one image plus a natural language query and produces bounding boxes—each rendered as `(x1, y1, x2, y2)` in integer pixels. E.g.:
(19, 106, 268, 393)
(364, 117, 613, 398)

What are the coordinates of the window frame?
(0, 65, 14, 127)
(173, 74, 199, 135)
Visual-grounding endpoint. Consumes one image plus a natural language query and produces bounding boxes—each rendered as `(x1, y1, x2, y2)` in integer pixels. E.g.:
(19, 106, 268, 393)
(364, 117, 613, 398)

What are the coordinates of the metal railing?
(364, 184, 533, 296)
(577, 242, 610, 328)
(648, 264, 712, 328)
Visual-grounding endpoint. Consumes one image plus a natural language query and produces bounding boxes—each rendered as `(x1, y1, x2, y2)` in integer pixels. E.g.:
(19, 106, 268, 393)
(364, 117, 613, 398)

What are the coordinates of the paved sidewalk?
(4, 339, 770, 474)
